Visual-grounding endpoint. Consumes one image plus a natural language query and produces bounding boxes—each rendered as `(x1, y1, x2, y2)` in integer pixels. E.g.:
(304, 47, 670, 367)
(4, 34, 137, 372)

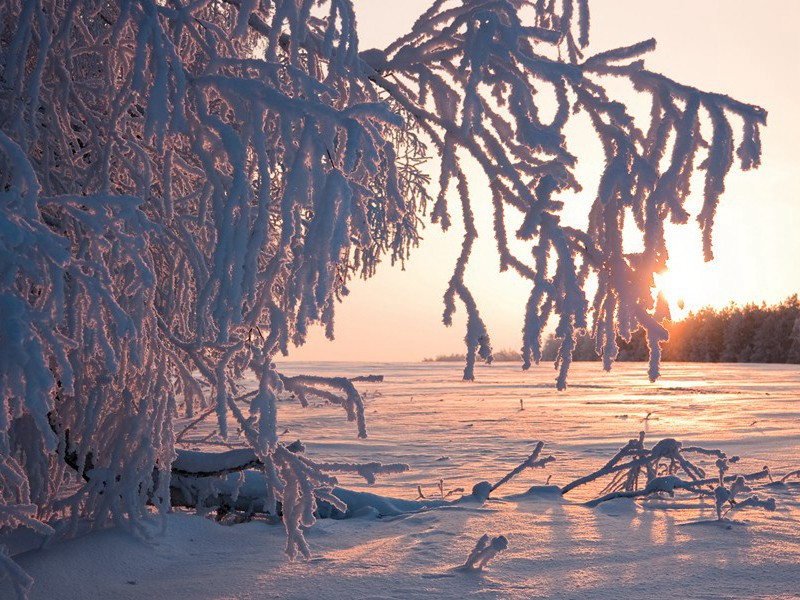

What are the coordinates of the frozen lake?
(272, 361, 800, 500)
(9, 362, 800, 599)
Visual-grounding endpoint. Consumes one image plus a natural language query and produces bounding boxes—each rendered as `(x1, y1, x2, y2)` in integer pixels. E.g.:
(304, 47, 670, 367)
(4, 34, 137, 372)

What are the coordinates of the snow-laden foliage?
(0, 0, 765, 589)
(366, 0, 765, 385)
(0, 0, 426, 576)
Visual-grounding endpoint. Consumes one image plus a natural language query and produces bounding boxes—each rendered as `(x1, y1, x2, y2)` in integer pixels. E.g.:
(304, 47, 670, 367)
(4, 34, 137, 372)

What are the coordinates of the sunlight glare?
(653, 249, 716, 320)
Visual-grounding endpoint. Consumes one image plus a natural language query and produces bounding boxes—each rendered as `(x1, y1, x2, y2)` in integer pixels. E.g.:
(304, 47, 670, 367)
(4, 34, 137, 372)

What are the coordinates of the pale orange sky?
(287, 1, 800, 362)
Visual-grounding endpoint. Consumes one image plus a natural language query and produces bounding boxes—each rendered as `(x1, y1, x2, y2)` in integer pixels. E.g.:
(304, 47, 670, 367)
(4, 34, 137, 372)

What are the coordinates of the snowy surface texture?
(5, 362, 799, 599)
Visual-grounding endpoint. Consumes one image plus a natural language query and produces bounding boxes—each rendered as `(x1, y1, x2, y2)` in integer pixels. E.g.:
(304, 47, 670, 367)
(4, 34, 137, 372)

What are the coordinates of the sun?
(652, 247, 721, 321)
(653, 270, 686, 319)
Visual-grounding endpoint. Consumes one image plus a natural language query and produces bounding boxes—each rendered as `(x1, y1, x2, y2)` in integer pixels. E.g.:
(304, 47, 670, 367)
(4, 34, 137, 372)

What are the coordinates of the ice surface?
(4, 362, 799, 599)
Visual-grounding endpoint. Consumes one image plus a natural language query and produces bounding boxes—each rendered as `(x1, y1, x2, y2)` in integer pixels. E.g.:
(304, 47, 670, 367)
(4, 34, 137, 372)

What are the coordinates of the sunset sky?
(287, 1, 800, 362)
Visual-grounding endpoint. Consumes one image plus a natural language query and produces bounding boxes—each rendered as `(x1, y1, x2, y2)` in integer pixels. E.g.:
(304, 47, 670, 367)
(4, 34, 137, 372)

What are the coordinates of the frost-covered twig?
(490, 441, 555, 494)
(712, 470, 776, 521)
(280, 375, 368, 439)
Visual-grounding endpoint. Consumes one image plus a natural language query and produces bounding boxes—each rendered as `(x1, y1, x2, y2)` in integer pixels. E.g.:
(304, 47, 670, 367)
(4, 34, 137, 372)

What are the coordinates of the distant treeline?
(424, 296, 800, 364)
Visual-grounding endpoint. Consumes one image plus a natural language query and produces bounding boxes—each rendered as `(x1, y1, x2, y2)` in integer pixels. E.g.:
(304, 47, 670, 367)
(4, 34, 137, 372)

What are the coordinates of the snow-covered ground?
(6, 362, 800, 599)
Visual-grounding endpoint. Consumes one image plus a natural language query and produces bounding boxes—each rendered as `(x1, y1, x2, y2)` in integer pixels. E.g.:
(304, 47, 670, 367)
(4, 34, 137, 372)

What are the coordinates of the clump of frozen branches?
(366, 0, 765, 385)
(561, 432, 733, 496)
(458, 533, 509, 572)
(566, 433, 777, 520)
(711, 456, 776, 521)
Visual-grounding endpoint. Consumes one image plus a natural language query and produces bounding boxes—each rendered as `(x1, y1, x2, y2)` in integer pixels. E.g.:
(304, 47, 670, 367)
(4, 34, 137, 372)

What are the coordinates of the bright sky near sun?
(286, 1, 800, 362)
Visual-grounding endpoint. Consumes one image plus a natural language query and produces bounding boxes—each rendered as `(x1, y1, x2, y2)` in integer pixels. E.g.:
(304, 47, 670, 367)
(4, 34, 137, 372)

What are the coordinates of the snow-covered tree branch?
(363, 0, 765, 385)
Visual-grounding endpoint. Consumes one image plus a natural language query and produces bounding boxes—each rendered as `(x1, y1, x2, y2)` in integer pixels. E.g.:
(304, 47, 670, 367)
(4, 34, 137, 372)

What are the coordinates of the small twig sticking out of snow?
(490, 441, 555, 494)
(444, 487, 465, 498)
(780, 469, 800, 484)
(416, 479, 463, 500)
(458, 534, 508, 572)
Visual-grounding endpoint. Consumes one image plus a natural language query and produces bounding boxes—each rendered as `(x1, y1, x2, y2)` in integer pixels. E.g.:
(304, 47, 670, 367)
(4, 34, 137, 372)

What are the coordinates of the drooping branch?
(363, 0, 765, 386)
